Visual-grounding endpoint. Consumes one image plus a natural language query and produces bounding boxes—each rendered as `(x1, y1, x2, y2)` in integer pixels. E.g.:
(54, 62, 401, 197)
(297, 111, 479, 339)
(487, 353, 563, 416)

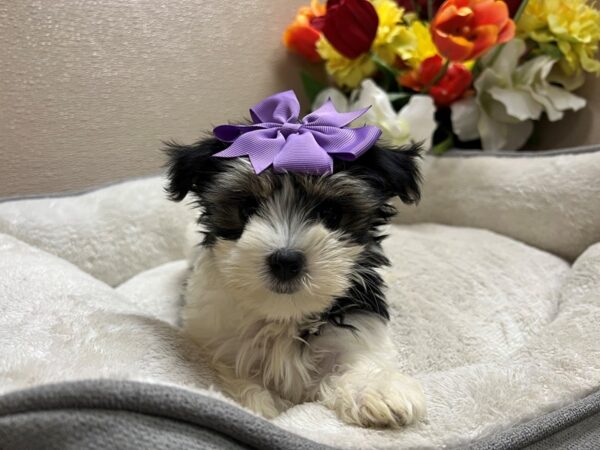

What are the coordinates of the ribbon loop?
(250, 90, 300, 124)
(213, 90, 381, 175)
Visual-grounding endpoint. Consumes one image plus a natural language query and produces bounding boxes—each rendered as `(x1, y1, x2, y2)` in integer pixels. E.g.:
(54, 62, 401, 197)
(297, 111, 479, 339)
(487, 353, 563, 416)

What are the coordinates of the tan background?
(1, 0, 599, 198)
(0, 0, 308, 198)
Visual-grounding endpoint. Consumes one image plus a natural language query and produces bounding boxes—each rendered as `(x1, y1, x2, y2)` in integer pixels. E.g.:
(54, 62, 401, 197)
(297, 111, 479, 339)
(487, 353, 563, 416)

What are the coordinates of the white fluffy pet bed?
(1, 148, 599, 449)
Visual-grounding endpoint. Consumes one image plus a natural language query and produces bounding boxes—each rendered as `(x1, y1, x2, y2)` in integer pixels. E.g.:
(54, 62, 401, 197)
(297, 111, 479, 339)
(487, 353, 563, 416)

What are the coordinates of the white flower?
(312, 79, 437, 150)
(451, 39, 586, 151)
(313, 88, 351, 113)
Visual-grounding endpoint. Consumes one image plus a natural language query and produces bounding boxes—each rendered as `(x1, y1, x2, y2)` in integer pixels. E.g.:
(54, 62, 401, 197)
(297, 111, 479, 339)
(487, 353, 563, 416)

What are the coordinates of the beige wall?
(0, 0, 308, 197)
(1, 1, 599, 198)
(527, 75, 600, 151)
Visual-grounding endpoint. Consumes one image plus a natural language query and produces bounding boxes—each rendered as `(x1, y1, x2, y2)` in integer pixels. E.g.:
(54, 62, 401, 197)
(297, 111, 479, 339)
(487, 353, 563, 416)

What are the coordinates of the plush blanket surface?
(395, 149, 600, 261)
(1, 174, 599, 449)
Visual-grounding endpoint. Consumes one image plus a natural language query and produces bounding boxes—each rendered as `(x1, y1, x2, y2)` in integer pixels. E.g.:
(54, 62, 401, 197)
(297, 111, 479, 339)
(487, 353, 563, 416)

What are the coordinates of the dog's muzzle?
(267, 248, 306, 283)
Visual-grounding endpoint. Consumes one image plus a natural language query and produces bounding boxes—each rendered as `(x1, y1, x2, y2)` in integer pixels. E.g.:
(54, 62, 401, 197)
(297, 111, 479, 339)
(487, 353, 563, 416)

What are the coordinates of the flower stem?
(370, 51, 404, 92)
(371, 52, 400, 76)
(427, 0, 434, 20)
(410, 0, 420, 14)
(424, 59, 450, 93)
(513, 0, 530, 23)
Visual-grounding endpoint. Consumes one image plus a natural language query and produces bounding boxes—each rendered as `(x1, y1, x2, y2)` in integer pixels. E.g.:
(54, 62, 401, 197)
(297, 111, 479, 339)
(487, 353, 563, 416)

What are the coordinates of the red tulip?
(399, 55, 472, 106)
(283, 1, 326, 62)
(312, 0, 379, 59)
(431, 0, 516, 61)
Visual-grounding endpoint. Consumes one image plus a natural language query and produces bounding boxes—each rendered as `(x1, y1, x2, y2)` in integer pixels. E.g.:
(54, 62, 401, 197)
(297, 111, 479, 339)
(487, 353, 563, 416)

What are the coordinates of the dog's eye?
(313, 201, 343, 229)
(239, 199, 259, 223)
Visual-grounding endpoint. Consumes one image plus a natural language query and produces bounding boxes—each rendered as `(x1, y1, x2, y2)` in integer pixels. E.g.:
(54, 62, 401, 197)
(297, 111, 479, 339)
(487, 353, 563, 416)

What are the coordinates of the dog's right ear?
(164, 137, 228, 201)
(349, 143, 422, 204)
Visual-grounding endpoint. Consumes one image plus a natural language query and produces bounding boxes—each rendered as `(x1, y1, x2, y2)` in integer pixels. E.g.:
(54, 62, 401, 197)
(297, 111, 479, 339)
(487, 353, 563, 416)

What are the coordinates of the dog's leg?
(215, 365, 290, 419)
(315, 314, 426, 428)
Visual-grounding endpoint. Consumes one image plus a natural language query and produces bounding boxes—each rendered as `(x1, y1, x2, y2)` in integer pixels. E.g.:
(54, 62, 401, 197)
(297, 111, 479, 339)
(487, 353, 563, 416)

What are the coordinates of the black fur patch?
(320, 144, 421, 326)
(336, 143, 422, 205)
(320, 233, 392, 327)
(163, 136, 228, 201)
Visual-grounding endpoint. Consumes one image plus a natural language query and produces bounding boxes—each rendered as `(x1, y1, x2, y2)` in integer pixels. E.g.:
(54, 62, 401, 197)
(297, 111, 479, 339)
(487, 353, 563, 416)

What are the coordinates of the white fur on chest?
(182, 251, 326, 403)
(181, 248, 425, 427)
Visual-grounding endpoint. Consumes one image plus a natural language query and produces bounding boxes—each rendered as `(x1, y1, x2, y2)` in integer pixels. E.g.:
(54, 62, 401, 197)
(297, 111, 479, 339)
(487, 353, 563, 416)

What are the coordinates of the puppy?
(165, 137, 426, 428)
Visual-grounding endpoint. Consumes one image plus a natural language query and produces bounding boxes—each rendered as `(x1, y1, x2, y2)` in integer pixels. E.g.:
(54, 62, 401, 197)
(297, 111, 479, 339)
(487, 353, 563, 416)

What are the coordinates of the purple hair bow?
(212, 90, 382, 175)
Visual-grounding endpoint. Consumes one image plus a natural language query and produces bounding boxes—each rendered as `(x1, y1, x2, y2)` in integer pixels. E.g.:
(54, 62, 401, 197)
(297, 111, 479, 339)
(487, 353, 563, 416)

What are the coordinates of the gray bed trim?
(0, 380, 333, 450)
(0, 380, 598, 450)
(442, 144, 600, 158)
(470, 389, 600, 450)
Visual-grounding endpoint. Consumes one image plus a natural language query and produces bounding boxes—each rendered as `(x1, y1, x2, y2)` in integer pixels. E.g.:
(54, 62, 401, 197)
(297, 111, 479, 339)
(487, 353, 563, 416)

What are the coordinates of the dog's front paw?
(239, 386, 283, 419)
(219, 377, 290, 419)
(321, 369, 426, 429)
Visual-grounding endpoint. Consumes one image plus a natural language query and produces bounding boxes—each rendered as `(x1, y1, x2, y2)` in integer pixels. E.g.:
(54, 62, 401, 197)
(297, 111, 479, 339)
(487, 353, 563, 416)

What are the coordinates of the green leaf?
(371, 53, 400, 77)
(432, 134, 454, 155)
(427, 0, 434, 20)
(387, 92, 411, 102)
(370, 53, 402, 92)
(300, 71, 328, 104)
(538, 42, 563, 60)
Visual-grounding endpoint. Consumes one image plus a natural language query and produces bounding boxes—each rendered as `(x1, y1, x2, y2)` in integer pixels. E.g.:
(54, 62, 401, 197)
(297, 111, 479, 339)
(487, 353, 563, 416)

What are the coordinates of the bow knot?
(212, 90, 381, 175)
(280, 121, 303, 137)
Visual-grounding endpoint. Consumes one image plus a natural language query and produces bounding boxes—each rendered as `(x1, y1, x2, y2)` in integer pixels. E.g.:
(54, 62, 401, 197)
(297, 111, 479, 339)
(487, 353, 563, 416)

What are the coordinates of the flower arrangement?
(283, 0, 600, 152)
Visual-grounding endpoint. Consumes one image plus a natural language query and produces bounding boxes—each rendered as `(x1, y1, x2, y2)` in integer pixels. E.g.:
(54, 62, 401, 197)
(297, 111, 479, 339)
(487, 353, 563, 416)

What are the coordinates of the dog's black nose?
(267, 249, 306, 282)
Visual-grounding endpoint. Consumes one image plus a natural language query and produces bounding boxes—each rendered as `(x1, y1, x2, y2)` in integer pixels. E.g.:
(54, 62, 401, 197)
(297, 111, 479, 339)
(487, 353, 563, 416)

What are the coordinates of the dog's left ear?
(163, 137, 228, 201)
(351, 143, 422, 204)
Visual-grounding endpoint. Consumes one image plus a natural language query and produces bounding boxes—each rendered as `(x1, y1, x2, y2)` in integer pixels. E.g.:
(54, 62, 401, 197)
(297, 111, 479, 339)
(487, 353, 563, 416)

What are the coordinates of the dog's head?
(165, 136, 420, 321)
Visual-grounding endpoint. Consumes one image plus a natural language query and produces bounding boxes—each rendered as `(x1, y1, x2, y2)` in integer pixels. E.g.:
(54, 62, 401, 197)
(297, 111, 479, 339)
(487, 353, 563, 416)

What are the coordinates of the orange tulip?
(431, 0, 516, 61)
(283, 1, 326, 63)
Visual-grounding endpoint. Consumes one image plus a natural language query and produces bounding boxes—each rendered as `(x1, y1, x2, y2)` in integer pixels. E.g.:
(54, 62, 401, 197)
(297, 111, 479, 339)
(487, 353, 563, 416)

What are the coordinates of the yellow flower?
(396, 21, 439, 69)
(518, 0, 600, 78)
(371, 1, 437, 68)
(372, 0, 404, 48)
(318, 0, 432, 88)
(316, 39, 377, 88)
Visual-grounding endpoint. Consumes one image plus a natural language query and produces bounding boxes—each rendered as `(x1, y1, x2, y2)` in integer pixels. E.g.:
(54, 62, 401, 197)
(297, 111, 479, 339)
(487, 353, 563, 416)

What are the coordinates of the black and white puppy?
(165, 136, 426, 428)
